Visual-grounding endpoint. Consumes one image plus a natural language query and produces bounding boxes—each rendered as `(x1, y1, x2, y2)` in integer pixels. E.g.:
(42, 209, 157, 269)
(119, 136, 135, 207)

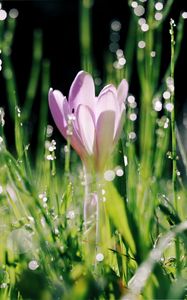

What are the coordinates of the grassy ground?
(0, 1, 187, 299)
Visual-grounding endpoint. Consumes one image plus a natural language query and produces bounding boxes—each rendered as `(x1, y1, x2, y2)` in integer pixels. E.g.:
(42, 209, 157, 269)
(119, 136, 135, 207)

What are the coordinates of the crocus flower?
(49, 71, 128, 172)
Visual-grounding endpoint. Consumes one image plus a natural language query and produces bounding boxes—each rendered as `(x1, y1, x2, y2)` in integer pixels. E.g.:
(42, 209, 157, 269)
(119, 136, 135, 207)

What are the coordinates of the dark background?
(1, 1, 187, 100)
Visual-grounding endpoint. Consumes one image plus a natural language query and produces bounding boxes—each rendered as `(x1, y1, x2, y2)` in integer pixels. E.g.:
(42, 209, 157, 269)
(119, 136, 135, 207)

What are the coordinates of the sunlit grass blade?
(79, 0, 93, 73)
(122, 221, 187, 300)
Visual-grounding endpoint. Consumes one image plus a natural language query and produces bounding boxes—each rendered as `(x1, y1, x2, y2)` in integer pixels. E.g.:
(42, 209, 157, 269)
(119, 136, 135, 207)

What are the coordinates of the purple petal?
(48, 89, 69, 138)
(68, 71, 95, 112)
(117, 79, 129, 105)
(113, 108, 125, 145)
(77, 105, 96, 156)
(98, 84, 117, 98)
(96, 111, 115, 172)
(96, 89, 119, 121)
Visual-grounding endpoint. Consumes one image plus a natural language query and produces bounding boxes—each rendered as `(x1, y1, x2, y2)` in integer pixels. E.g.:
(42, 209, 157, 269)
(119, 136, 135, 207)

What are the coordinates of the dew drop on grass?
(124, 155, 128, 166)
(134, 5, 145, 17)
(138, 18, 146, 26)
(141, 23, 149, 32)
(116, 49, 123, 57)
(165, 103, 174, 112)
(28, 260, 39, 271)
(46, 125, 53, 137)
(116, 168, 124, 177)
(110, 43, 119, 53)
(96, 253, 104, 262)
(9, 8, 19, 19)
(64, 145, 69, 153)
(129, 114, 137, 122)
(151, 51, 156, 57)
(131, 1, 138, 8)
(155, 12, 163, 20)
(127, 95, 135, 104)
(46, 154, 55, 160)
(155, 2, 163, 11)
(95, 77, 102, 86)
(111, 20, 121, 31)
(104, 170, 115, 181)
(163, 91, 171, 100)
(0, 283, 7, 289)
(54, 228, 59, 235)
(66, 210, 75, 219)
(0, 107, 5, 127)
(110, 32, 120, 43)
(182, 12, 187, 19)
(153, 98, 162, 112)
(118, 57, 126, 66)
(0, 9, 7, 21)
(129, 132, 136, 141)
(101, 189, 106, 195)
(138, 40, 146, 48)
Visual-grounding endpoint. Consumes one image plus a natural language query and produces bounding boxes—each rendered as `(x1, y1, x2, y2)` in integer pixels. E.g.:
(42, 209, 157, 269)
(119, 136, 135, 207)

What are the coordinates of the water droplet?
(155, 12, 163, 20)
(151, 51, 156, 57)
(165, 102, 174, 112)
(138, 18, 146, 26)
(54, 228, 59, 235)
(116, 168, 124, 177)
(129, 113, 137, 121)
(0, 107, 5, 127)
(131, 1, 138, 8)
(28, 260, 39, 270)
(0, 9, 7, 20)
(118, 57, 126, 66)
(116, 49, 123, 57)
(39, 192, 48, 203)
(134, 5, 145, 17)
(101, 189, 106, 195)
(111, 20, 121, 31)
(138, 40, 146, 48)
(182, 12, 187, 19)
(64, 145, 69, 153)
(127, 95, 135, 104)
(46, 125, 53, 137)
(155, 2, 163, 11)
(46, 154, 55, 160)
(141, 23, 149, 32)
(104, 170, 115, 181)
(163, 91, 171, 100)
(0, 283, 7, 289)
(109, 42, 119, 53)
(153, 98, 162, 111)
(9, 8, 19, 19)
(95, 77, 102, 86)
(96, 253, 104, 262)
(124, 155, 128, 166)
(66, 210, 75, 219)
(129, 132, 136, 141)
(110, 32, 120, 42)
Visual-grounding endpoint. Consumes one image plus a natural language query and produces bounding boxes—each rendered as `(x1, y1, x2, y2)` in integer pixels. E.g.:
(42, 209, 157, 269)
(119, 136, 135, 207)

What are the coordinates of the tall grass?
(0, 1, 187, 299)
